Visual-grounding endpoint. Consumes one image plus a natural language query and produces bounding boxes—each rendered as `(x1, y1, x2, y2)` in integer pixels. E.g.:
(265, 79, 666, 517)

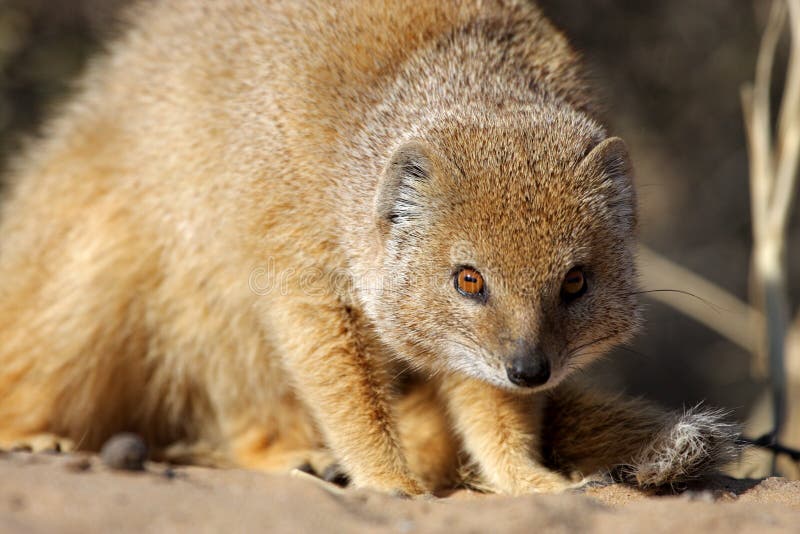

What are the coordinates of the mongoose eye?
(561, 267, 587, 301)
(455, 267, 485, 299)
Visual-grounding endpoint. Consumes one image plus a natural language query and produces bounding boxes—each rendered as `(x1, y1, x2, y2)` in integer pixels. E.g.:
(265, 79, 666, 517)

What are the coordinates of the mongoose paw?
(288, 453, 351, 496)
(387, 486, 435, 500)
(624, 407, 742, 487)
(290, 468, 349, 496)
(567, 473, 616, 493)
(6, 433, 75, 454)
(294, 458, 431, 498)
(286, 450, 344, 482)
(361, 474, 429, 498)
(320, 462, 351, 487)
(485, 469, 574, 495)
(294, 460, 351, 487)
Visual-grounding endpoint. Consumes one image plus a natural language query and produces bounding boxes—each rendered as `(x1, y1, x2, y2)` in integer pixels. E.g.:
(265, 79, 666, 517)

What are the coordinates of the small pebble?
(681, 489, 716, 503)
(8, 494, 26, 512)
(100, 433, 148, 471)
(64, 457, 92, 472)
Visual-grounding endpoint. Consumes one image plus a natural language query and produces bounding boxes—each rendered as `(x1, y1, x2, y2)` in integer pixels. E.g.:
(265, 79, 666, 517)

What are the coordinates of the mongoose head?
(366, 105, 640, 392)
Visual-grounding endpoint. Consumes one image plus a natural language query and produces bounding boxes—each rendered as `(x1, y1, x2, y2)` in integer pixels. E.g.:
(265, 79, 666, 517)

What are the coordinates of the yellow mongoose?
(0, 0, 739, 495)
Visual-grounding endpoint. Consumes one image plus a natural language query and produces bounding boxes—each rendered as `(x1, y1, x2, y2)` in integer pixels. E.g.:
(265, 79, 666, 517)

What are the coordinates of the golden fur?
(0, 0, 739, 495)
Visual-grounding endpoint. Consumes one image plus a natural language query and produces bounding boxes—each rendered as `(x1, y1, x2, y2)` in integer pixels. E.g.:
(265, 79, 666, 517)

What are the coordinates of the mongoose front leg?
(441, 374, 570, 495)
(270, 295, 424, 496)
(394, 377, 463, 492)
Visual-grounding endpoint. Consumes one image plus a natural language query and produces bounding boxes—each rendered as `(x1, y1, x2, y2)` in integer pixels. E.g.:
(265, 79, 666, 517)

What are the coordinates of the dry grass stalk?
(640, 0, 799, 475)
(740, 0, 800, 445)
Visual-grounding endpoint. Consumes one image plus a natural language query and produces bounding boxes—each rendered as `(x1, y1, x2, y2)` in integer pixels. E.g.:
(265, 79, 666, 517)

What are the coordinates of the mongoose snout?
(505, 343, 551, 388)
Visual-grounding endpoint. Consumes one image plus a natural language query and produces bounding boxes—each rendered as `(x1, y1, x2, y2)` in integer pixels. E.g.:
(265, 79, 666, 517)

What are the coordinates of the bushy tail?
(541, 383, 743, 487)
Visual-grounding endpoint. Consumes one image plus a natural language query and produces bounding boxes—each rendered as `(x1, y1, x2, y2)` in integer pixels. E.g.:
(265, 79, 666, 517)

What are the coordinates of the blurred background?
(0, 0, 797, 477)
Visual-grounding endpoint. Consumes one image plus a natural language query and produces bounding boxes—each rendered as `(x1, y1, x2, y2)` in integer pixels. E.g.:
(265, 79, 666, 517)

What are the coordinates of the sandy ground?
(0, 451, 798, 534)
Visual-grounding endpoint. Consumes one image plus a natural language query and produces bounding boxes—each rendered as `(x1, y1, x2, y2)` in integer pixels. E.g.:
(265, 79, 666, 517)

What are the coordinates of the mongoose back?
(0, 0, 739, 494)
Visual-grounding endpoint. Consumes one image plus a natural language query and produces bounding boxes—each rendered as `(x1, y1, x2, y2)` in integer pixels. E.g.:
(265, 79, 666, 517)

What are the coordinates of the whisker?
(611, 344, 649, 359)
(631, 288, 724, 314)
(564, 332, 619, 359)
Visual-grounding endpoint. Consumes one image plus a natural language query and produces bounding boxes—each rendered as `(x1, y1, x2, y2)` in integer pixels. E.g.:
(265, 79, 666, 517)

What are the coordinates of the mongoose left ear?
(577, 136, 636, 228)
(375, 141, 432, 233)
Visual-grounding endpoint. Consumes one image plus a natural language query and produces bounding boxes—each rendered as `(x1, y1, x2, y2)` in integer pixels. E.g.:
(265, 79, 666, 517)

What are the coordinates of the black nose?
(505, 348, 550, 388)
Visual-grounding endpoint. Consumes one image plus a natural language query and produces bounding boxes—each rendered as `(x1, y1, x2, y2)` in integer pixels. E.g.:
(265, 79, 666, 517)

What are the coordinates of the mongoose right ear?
(375, 141, 432, 231)
(577, 136, 636, 230)
(577, 137, 632, 184)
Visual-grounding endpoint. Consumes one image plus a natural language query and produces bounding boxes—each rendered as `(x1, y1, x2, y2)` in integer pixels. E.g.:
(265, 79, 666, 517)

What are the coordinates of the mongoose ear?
(376, 141, 432, 231)
(577, 137, 632, 183)
(577, 136, 637, 229)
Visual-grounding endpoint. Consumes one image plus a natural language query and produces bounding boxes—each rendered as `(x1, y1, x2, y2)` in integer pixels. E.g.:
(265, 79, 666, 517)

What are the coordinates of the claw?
(290, 468, 349, 496)
(569, 475, 615, 493)
(322, 463, 350, 487)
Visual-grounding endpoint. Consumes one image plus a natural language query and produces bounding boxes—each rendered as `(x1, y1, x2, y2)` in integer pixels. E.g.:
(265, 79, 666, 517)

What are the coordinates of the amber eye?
(561, 267, 587, 301)
(455, 267, 485, 298)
